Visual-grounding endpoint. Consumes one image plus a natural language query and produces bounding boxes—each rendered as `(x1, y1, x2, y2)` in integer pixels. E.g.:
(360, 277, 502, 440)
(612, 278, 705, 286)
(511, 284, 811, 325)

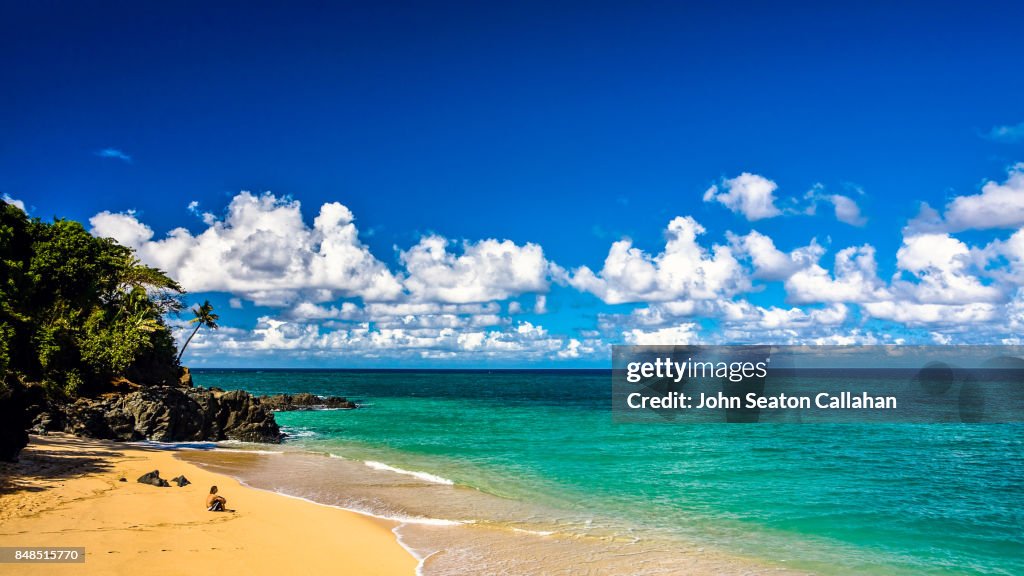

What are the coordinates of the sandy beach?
(0, 434, 418, 576)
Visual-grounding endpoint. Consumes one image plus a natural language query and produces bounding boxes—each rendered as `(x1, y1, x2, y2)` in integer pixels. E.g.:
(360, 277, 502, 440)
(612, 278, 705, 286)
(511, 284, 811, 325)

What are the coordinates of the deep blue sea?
(185, 369, 1023, 575)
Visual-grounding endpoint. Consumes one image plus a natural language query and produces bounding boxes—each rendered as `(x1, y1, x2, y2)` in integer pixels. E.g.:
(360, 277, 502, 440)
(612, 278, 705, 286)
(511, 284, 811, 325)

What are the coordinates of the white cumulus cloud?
(622, 324, 700, 345)
(861, 301, 999, 326)
(90, 191, 403, 306)
(176, 314, 598, 363)
(906, 164, 1024, 233)
(703, 172, 782, 221)
(785, 245, 890, 303)
(894, 233, 1002, 304)
(728, 230, 824, 280)
(569, 216, 749, 304)
(89, 210, 155, 248)
(400, 236, 554, 304)
(827, 194, 867, 226)
(2, 194, 26, 211)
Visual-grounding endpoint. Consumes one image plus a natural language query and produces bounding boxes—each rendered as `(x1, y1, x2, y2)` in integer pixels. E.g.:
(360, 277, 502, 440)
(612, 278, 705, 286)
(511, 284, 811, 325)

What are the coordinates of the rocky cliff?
(32, 386, 282, 444)
(2, 375, 370, 460)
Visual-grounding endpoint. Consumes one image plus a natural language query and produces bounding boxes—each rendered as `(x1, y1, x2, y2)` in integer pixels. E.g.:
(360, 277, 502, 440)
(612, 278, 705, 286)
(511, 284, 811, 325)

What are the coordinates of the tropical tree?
(176, 300, 219, 363)
(1, 199, 187, 394)
(116, 256, 184, 315)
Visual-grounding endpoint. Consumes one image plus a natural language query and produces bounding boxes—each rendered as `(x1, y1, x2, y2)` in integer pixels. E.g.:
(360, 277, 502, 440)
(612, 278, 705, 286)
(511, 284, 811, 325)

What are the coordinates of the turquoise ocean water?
(184, 369, 1022, 575)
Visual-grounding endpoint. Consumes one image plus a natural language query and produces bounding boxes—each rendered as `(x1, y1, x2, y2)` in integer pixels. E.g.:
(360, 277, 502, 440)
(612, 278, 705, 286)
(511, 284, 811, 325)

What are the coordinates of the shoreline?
(1, 433, 816, 575)
(0, 434, 418, 576)
(177, 440, 809, 576)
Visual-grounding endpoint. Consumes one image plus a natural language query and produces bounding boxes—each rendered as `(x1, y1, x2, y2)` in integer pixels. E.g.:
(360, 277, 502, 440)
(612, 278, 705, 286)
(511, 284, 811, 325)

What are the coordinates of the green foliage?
(0, 199, 186, 396)
(1, 203, 34, 385)
(0, 322, 12, 389)
(80, 307, 147, 379)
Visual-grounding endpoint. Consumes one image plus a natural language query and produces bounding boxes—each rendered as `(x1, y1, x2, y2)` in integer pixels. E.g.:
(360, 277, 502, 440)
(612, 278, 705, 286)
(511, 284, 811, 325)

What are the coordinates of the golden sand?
(0, 434, 417, 575)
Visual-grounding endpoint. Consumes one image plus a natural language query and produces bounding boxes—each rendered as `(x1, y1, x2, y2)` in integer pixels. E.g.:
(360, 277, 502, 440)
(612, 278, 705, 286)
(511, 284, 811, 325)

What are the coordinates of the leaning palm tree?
(176, 300, 219, 363)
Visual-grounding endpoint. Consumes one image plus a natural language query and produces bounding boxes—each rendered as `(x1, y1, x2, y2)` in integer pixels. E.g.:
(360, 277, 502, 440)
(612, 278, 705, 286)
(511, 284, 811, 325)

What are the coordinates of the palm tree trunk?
(176, 323, 203, 364)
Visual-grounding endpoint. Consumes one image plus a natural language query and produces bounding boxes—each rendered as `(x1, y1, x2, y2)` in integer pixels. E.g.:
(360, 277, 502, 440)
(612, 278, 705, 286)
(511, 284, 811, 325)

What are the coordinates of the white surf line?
(364, 460, 455, 485)
(177, 452, 467, 526)
(391, 524, 443, 576)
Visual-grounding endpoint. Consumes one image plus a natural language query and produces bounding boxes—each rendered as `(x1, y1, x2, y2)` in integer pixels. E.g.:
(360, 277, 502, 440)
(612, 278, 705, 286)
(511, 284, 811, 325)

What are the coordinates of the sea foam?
(364, 460, 455, 485)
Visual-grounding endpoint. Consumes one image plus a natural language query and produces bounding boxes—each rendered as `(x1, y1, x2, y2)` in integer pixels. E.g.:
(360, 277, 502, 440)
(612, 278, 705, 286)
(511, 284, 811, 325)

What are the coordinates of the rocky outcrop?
(36, 386, 282, 444)
(258, 392, 356, 411)
(0, 382, 31, 461)
(0, 381, 48, 461)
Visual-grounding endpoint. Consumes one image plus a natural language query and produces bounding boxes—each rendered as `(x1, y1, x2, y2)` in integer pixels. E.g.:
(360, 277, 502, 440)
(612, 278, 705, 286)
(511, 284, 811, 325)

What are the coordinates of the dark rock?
(137, 470, 170, 487)
(0, 381, 33, 461)
(53, 386, 282, 444)
(258, 393, 357, 411)
(170, 475, 190, 487)
(217, 389, 285, 442)
(29, 405, 63, 435)
(119, 477, 127, 482)
(0, 382, 48, 460)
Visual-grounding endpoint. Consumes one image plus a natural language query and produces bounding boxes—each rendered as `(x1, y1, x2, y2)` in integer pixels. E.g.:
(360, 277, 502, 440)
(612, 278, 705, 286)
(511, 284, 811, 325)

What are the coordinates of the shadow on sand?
(0, 435, 162, 495)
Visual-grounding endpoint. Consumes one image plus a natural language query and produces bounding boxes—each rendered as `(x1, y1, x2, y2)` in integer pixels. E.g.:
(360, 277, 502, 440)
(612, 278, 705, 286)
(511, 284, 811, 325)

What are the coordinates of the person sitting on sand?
(207, 486, 227, 512)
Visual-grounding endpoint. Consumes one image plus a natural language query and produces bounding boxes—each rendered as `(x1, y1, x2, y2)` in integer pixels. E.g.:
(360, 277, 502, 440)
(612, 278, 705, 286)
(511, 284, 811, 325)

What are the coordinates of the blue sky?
(2, 1, 1024, 367)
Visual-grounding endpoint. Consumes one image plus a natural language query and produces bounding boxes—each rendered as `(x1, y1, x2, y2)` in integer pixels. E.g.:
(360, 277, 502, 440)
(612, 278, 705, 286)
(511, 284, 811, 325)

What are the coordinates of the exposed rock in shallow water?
(258, 392, 356, 411)
(39, 386, 282, 444)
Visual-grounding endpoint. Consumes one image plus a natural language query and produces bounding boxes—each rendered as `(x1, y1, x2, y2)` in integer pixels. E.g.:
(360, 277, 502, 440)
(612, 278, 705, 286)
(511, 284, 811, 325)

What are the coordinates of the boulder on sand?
(137, 470, 170, 487)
